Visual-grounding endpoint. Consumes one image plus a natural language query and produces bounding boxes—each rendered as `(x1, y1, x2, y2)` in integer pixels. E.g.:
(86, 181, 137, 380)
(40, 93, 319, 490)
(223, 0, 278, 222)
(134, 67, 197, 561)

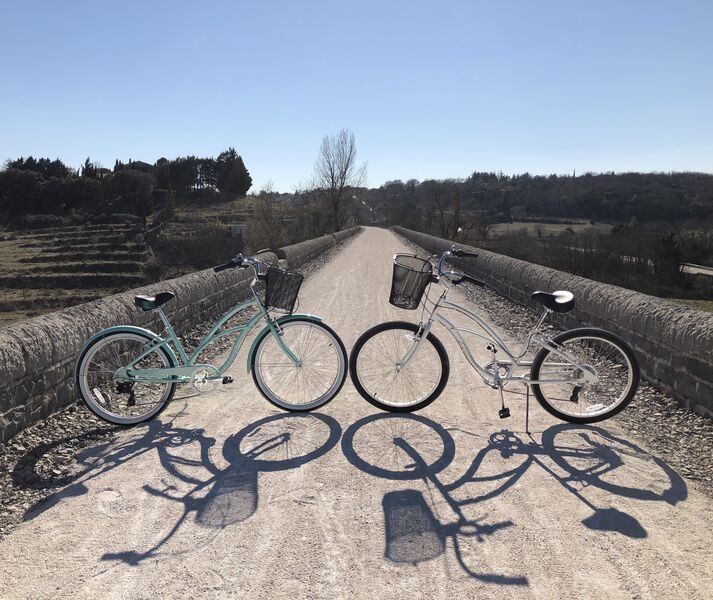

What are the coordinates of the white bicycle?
(349, 247, 639, 424)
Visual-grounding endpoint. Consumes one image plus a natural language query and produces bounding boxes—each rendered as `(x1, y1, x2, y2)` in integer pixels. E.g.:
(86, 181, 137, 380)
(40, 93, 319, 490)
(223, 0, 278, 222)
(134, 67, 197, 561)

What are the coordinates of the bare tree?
(476, 209, 494, 240)
(425, 179, 477, 241)
(245, 182, 287, 251)
(311, 129, 367, 232)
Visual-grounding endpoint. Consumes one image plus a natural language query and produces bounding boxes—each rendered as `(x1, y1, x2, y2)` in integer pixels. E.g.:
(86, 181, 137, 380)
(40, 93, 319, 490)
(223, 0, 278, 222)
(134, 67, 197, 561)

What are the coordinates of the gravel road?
(1, 227, 712, 599)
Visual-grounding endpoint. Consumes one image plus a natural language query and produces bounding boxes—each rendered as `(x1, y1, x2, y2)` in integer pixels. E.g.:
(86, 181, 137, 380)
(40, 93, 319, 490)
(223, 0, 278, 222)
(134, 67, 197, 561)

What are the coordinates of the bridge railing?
(0, 227, 361, 442)
(393, 226, 713, 419)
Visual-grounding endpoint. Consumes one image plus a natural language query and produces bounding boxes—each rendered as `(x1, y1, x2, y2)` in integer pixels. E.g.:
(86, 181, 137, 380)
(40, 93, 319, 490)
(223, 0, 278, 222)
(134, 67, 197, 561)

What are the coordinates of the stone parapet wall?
(0, 227, 361, 442)
(393, 226, 713, 418)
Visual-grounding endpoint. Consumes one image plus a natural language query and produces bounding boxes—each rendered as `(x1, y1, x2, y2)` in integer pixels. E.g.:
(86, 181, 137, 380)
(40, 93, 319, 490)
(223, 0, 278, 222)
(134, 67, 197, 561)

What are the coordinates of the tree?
(476, 209, 494, 240)
(81, 157, 98, 179)
(6, 156, 71, 179)
(216, 148, 252, 197)
(0, 169, 43, 214)
(293, 184, 329, 238)
(311, 129, 367, 232)
(104, 169, 155, 225)
(245, 182, 287, 251)
(42, 176, 102, 213)
(154, 157, 171, 189)
(169, 156, 199, 194)
(421, 179, 477, 240)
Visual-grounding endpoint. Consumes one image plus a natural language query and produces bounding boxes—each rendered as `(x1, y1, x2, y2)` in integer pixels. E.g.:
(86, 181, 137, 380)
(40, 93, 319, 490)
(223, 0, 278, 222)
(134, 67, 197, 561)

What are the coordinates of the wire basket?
(265, 267, 304, 313)
(389, 254, 433, 310)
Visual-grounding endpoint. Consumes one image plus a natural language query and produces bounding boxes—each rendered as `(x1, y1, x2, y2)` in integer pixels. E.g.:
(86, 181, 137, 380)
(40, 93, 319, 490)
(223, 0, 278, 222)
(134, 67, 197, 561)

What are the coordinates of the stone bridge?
(0, 227, 712, 599)
(0, 228, 360, 443)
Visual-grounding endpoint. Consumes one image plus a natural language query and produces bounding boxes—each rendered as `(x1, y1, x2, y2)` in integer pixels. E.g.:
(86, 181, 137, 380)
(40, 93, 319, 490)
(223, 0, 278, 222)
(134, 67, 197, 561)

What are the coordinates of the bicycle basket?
(264, 267, 304, 313)
(389, 254, 433, 310)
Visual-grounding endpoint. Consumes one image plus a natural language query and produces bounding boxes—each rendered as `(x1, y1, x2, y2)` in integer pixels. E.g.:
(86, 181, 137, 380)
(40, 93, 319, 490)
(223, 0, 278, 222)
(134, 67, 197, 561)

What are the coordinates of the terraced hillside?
(0, 223, 147, 326)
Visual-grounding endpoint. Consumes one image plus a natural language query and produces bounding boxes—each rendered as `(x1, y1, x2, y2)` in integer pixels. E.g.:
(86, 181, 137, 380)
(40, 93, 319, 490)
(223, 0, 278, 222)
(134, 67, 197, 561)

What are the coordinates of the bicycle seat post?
(156, 307, 172, 332)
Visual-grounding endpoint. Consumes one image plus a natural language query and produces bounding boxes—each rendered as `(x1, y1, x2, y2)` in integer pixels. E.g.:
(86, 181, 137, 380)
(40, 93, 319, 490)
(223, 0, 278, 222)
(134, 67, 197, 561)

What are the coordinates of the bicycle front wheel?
(252, 319, 348, 411)
(76, 331, 177, 425)
(530, 328, 639, 423)
(350, 321, 449, 412)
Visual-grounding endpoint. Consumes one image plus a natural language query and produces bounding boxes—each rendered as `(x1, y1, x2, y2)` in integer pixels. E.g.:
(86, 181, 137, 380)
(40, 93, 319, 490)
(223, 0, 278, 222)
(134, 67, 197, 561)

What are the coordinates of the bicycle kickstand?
(497, 385, 510, 419)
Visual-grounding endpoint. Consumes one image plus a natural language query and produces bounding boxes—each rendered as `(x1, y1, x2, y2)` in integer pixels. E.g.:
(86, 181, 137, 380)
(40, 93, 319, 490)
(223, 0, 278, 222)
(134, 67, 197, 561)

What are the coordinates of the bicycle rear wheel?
(530, 328, 639, 423)
(350, 321, 449, 412)
(76, 331, 177, 425)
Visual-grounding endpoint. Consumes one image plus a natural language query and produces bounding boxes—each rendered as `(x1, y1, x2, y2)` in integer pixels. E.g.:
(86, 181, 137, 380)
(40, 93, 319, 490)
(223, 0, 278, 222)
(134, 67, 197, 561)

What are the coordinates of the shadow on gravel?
(342, 414, 688, 585)
(100, 412, 341, 566)
(15, 418, 209, 522)
(342, 413, 527, 585)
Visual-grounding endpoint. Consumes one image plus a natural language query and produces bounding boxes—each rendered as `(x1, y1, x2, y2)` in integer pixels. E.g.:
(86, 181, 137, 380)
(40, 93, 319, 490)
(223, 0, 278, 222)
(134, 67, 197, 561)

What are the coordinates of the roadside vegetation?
(2, 136, 713, 325)
(362, 173, 713, 308)
(0, 130, 368, 326)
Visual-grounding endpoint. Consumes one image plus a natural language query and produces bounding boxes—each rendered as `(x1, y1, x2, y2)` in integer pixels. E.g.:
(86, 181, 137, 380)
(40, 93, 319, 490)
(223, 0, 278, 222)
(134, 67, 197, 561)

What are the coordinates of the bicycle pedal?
(498, 407, 511, 419)
(222, 376, 234, 385)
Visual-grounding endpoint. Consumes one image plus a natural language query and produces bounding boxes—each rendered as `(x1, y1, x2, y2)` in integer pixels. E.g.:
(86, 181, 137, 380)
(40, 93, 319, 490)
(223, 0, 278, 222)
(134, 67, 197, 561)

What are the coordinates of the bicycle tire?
(251, 319, 348, 411)
(350, 321, 450, 412)
(530, 327, 639, 424)
(76, 330, 177, 425)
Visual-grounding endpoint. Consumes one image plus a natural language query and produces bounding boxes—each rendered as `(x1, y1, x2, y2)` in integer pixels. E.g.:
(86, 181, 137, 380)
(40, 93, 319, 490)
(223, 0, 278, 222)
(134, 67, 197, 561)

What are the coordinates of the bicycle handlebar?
(213, 258, 241, 272)
(213, 253, 265, 274)
(450, 246, 478, 259)
(432, 246, 484, 288)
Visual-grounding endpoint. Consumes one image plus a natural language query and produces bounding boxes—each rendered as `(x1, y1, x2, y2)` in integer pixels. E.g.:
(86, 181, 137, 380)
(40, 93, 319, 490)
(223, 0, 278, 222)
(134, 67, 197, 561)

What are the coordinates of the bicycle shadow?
(342, 413, 527, 585)
(342, 414, 688, 585)
(99, 412, 342, 566)
(448, 423, 686, 538)
(13, 417, 205, 521)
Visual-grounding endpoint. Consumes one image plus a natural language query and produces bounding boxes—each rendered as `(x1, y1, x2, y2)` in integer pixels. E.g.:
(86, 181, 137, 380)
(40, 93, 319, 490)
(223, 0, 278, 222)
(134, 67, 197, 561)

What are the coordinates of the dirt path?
(1, 227, 711, 599)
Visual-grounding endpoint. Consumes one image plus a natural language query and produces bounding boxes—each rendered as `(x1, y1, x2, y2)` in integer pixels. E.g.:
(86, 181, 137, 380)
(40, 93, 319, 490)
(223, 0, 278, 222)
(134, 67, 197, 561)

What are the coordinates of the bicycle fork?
(397, 320, 435, 369)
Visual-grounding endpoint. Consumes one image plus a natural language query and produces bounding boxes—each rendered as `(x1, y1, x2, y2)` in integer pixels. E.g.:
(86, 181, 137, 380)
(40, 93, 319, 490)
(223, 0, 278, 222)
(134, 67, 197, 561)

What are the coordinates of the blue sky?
(1, 0, 711, 192)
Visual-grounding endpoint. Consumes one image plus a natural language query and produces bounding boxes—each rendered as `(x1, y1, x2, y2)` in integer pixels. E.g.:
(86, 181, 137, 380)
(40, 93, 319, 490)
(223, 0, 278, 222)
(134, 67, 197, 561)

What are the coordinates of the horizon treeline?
(365, 171, 713, 235)
(0, 149, 252, 225)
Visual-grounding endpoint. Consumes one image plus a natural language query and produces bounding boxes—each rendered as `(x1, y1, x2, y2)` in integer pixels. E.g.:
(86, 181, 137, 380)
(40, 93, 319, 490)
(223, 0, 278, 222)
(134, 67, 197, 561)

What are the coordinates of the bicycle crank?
(190, 365, 221, 394)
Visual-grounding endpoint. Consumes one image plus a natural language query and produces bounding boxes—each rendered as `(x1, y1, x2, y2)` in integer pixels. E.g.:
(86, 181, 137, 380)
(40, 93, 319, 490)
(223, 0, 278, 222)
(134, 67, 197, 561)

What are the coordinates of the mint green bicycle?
(75, 254, 348, 425)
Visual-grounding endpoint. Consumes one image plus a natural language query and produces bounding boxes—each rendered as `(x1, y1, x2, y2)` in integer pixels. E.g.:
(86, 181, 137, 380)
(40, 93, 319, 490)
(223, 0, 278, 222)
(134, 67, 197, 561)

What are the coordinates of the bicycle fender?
(246, 313, 323, 373)
(74, 325, 176, 380)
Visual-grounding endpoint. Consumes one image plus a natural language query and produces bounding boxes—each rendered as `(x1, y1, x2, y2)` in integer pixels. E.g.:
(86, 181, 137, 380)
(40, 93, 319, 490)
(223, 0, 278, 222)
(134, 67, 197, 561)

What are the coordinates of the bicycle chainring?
(190, 365, 221, 394)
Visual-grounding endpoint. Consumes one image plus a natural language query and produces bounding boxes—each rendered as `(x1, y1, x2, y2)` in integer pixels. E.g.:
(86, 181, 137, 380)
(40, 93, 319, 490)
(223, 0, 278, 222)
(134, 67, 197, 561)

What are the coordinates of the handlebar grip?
(213, 259, 239, 272)
(452, 248, 478, 258)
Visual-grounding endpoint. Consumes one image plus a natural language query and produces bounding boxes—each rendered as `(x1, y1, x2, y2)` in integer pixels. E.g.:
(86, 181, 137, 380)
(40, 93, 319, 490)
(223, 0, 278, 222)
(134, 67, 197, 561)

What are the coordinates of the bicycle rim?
(78, 332, 175, 425)
(253, 321, 346, 410)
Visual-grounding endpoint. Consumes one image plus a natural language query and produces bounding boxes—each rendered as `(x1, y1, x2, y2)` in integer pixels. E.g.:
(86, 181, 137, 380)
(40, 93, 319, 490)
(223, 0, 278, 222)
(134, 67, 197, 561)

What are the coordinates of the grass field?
(669, 298, 713, 312)
(489, 220, 614, 238)
(174, 197, 253, 223)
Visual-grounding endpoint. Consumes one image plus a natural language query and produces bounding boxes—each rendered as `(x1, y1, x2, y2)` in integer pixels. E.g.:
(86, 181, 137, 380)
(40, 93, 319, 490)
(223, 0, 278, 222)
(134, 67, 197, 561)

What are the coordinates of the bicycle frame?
(113, 288, 301, 385)
(406, 290, 596, 388)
